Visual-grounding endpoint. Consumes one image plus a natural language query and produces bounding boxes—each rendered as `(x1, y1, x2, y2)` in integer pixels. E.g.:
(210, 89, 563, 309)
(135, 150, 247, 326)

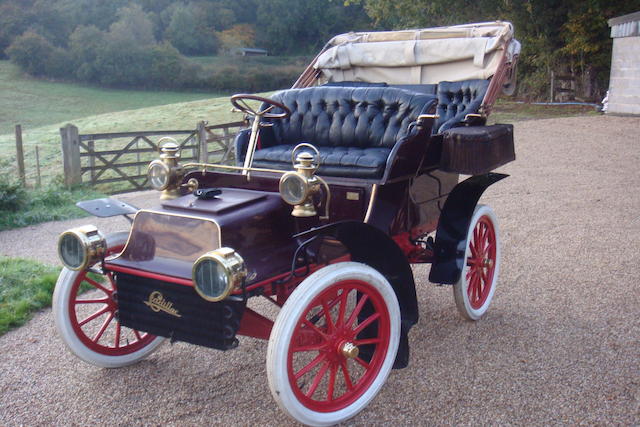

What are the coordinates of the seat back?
(265, 86, 436, 149)
(435, 79, 490, 133)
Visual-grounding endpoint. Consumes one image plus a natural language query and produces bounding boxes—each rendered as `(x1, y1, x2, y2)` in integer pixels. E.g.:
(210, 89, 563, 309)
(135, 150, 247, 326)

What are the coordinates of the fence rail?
(60, 120, 245, 193)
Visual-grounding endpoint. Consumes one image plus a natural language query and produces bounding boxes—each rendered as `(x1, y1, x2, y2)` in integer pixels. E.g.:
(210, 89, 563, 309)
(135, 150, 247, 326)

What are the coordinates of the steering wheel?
(230, 94, 291, 119)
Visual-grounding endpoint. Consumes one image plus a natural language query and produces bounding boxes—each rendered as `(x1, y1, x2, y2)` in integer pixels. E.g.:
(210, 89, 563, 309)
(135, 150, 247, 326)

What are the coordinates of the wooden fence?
(60, 120, 245, 193)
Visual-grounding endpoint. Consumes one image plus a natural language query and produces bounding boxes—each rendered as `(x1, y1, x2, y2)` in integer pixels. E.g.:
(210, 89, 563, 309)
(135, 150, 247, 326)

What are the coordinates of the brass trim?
(182, 162, 287, 175)
(113, 209, 223, 264)
(192, 248, 247, 302)
(290, 143, 321, 171)
(317, 176, 331, 220)
(464, 113, 484, 120)
(340, 342, 359, 359)
(364, 184, 379, 223)
(417, 113, 440, 120)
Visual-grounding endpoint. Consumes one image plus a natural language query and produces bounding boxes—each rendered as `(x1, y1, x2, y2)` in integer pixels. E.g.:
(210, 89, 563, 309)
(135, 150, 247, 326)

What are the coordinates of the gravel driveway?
(0, 115, 638, 425)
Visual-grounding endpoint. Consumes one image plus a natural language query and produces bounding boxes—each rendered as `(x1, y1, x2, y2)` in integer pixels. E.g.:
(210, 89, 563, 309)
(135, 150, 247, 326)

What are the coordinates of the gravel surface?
(0, 115, 639, 425)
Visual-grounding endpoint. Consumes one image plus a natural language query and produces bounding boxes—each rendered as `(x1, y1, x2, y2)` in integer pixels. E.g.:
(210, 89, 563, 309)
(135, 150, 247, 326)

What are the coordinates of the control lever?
(194, 188, 222, 200)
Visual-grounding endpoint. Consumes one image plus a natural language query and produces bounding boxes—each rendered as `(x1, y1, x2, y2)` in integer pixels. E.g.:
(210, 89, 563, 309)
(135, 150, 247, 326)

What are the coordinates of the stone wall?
(608, 36, 640, 115)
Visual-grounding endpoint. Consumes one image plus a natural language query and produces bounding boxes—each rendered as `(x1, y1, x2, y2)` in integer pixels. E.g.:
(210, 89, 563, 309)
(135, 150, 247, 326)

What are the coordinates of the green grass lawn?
(0, 60, 222, 135)
(0, 256, 60, 336)
(0, 76, 265, 188)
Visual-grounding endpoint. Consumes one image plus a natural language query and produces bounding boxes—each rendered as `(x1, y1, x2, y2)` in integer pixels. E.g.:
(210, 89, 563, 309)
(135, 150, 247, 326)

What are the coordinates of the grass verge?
(0, 184, 105, 232)
(490, 100, 600, 123)
(0, 257, 60, 336)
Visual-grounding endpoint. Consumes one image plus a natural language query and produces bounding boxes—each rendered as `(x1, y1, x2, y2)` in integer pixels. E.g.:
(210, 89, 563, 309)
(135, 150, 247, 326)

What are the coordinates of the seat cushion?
(435, 79, 490, 133)
(252, 144, 391, 179)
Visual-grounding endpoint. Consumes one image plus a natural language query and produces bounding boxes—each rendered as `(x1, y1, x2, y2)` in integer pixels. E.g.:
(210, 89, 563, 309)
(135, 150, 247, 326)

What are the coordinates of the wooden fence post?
(88, 140, 96, 184)
(35, 145, 41, 188)
(197, 121, 208, 163)
(60, 124, 82, 187)
(15, 125, 26, 186)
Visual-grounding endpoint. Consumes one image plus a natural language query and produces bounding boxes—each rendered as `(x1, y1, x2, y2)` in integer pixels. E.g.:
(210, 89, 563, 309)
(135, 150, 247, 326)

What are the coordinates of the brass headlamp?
(148, 139, 184, 200)
(279, 144, 330, 218)
(57, 225, 106, 271)
(192, 247, 247, 302)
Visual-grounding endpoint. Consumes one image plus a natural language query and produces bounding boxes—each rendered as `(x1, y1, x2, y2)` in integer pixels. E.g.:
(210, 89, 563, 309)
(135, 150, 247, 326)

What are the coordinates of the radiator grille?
(116, 273, 244, 350)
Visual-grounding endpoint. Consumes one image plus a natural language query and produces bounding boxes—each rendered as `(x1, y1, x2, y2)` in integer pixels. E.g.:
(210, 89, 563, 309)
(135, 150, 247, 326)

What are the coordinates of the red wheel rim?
(68, 246, 156, 356)
(287, 279, 391, 412)
(465, 215, 497, 310)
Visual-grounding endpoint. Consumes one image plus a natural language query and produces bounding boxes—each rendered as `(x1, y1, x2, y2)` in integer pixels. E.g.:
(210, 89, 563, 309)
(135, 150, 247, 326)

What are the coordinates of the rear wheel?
(53, 232, 165, 368)
(453, 205, 500, 320)
(267, 262, 400, 426)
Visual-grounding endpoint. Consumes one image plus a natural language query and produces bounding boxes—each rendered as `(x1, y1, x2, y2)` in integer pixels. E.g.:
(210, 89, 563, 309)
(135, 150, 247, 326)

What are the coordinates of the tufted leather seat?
(235, 86, 437, 179)
(434, 79, 490, 133)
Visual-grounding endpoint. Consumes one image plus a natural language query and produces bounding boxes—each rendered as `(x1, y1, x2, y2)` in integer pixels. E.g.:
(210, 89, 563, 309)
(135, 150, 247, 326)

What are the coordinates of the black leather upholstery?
(266, 87, 436, 148)
(435, 79, 490, 133)
(235, 86, 437, 179)
(253, 145, 392, 179)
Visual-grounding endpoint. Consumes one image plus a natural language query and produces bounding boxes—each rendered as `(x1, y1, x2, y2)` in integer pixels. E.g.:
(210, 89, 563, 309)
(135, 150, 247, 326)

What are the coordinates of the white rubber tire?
(53, 232, 165, 368)
(267, 262, 401, 426)
(453, 204, 501, 320)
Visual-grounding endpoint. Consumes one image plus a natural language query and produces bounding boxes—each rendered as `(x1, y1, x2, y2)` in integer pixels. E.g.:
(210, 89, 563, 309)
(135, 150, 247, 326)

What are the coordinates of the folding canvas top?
(313, 21, 521, 85)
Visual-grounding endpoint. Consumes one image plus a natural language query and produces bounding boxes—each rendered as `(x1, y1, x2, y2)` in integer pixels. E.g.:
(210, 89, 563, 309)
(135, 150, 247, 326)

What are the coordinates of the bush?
(206, 64, 301, 92)
(148, 42, 189, 88)
(0, 178, 26, 212)
(6, 31, 55, 76)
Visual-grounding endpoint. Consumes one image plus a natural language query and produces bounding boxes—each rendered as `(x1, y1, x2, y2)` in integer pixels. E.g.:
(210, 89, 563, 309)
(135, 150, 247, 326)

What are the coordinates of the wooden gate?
(61, 120, 245, 193)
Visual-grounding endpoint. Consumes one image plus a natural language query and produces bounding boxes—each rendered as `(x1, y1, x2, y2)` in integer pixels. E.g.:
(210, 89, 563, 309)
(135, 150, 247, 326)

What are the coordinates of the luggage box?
(439, 124, 515, 175)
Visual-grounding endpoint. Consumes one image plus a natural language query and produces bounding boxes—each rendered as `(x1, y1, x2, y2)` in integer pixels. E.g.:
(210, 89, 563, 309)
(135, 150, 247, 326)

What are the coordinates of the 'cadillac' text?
(143, 291, 182, 318)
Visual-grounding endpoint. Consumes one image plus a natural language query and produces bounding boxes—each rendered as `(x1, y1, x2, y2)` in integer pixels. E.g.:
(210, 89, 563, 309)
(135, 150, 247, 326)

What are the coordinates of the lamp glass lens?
(149, 163, 169, 190)
(195, 258, 229, 299)
(281, 174, 306, 205)
(60, 233, 85, 269)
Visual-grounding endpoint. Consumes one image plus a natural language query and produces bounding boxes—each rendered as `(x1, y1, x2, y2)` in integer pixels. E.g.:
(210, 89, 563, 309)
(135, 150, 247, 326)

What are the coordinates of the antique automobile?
(53, 22, 520, 426)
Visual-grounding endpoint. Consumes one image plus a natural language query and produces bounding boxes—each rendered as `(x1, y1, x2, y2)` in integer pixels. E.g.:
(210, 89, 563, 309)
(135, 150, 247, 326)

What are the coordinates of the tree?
(165, 2, 218, 55)
(347, 0, 640, 99)
(109, 3, 156, 46)
(69, 25, 107, 81)
(256, 0, 369, 54)
(217, 24, 256, 52)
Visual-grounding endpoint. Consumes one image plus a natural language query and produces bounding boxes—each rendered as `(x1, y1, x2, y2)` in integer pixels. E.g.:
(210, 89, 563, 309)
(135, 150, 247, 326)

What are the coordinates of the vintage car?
(53, 22, 520, 426)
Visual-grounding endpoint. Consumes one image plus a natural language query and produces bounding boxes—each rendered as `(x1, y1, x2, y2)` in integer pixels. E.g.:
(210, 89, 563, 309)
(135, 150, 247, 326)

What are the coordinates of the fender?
(296, 221, 418, 369)
(76, 198, 138, 219)
(429, 173, 508, 284)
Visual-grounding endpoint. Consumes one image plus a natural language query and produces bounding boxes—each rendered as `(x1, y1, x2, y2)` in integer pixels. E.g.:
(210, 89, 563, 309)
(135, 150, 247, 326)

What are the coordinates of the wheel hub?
(340, 341, 359, 359)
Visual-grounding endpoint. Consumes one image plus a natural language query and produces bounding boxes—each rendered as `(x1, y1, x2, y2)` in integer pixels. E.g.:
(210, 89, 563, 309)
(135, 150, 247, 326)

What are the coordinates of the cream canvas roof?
(314, 21, 520, 85)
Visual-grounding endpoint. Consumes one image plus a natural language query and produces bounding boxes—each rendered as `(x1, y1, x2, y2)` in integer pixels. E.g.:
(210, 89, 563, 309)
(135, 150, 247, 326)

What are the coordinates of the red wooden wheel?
(453, 205, 501, 320)
(268, 262, 400, 426)
(67, 270, 156, 356)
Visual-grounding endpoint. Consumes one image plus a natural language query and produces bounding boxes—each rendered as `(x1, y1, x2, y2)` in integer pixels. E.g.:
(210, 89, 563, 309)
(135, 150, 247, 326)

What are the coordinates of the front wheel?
(267, 262, 400, 426)
(453, 204, 501, 320)
(52, 232, 165, 368)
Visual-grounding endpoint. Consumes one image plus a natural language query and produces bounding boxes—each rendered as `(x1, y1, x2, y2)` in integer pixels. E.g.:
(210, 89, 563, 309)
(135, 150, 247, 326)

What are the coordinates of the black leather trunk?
(439, 124, 515, 175)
